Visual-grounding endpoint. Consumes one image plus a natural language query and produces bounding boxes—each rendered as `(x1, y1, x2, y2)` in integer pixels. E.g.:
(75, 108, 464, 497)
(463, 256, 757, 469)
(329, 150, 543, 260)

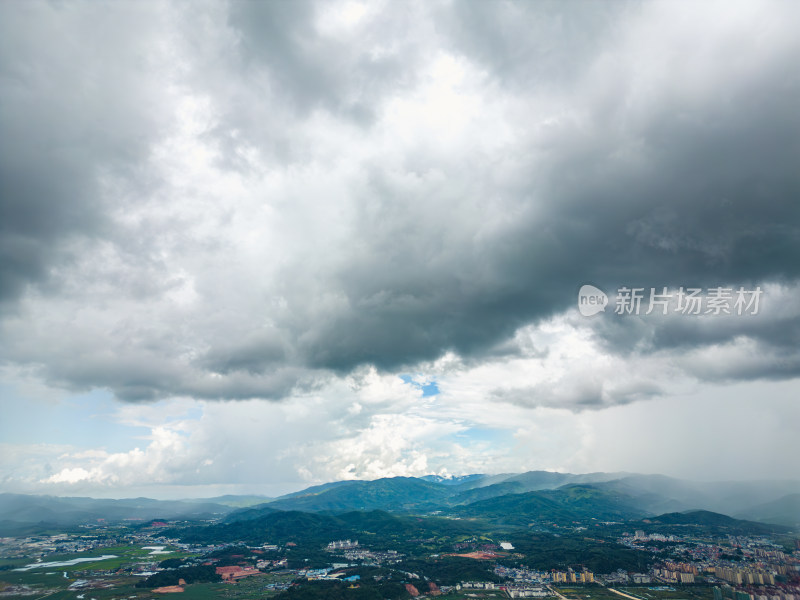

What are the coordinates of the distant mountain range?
(0, 493, 235, 535)
(734, 493, 800, 528)
(248, 471, 800, 527)
(1, 470, 798, 535)
(265, 477, 452, 513)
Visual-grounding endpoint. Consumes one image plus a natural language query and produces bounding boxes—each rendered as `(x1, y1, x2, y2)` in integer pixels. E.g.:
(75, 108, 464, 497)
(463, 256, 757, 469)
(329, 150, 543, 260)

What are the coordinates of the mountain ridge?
(4, 471, 799, 531)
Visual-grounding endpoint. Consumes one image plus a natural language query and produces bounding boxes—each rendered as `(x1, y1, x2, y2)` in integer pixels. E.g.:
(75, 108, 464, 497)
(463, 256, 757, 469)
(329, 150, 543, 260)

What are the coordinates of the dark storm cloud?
(224, 1, 421, 126)
(2, 0, 800, 403)
(438, 0, 634, 90)
(288, 89, 800, 373)
(15, 332, 316, 402)
(274, 0, 800, 374)
(0, 2, 170, 306)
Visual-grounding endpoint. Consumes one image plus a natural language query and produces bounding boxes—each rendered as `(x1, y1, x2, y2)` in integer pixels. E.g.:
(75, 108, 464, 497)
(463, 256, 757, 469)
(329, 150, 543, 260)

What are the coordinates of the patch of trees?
(135, 564, 220, 588)
(399, 557, 502, 585)
(162, 509, 479, 550)
(507, 534, 652, 573)
(158, 557, 186, 569)
(276, 580, 408, 600)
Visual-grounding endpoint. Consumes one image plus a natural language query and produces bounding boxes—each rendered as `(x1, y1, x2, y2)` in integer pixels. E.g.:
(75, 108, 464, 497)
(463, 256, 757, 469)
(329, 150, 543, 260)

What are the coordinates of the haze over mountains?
(253, 472, 800, 526)
(2, 470, 798, 536)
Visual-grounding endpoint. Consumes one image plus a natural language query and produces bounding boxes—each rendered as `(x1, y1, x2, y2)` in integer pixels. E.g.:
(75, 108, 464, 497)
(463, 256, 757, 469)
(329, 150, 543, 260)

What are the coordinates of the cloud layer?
(1, 0, 799, 491)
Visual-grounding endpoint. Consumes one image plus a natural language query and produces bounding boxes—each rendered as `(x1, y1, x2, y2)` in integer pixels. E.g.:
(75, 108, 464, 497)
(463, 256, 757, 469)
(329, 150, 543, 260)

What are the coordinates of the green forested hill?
(456, 484, 649, 525)
(643, 509, 789, 534)
(506, 533, 653, 572)
(265, 477, 452, 512)
(167, 508, 477, 546)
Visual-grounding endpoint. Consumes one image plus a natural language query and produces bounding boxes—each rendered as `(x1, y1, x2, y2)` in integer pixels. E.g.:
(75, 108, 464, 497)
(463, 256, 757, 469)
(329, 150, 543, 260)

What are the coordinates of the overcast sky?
(1, 0, 799, 499)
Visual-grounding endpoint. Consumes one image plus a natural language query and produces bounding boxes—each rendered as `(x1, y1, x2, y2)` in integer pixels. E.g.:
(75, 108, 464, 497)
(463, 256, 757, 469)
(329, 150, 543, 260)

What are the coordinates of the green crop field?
(552, 585, 715, 600)
(615, 587, 714, 600)
(556, 585, 631, 600)
(447, 591, 509, 600)
(0, 544, 205, 600)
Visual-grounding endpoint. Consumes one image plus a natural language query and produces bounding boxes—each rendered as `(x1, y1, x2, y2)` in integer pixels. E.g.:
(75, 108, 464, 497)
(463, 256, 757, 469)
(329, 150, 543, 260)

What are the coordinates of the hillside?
(643, 510, 789, 535)
(266, 477, 452, 512)
(448, 481, 525, 505)
(167, 508, 477, 546)
(734, 493, 800, 528)
(456, 484, 650, 525)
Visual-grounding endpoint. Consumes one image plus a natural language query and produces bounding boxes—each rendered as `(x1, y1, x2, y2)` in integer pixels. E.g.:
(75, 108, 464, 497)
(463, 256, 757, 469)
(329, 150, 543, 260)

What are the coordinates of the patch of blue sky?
(399, 374, 440, 397)
(453, 427, 507, 445)
(0, 386, 147, 452)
